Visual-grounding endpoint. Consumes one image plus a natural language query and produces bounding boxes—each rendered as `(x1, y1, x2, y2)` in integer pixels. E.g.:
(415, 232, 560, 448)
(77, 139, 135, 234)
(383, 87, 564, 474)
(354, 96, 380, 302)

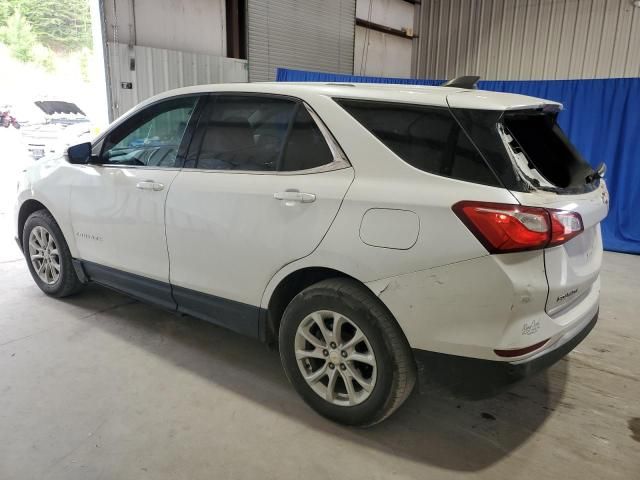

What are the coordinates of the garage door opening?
(0, 0, 108, 254)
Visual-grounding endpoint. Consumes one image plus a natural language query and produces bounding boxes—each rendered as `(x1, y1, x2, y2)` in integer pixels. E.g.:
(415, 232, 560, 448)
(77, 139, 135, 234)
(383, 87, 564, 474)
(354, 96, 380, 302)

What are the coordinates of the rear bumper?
(367, 252, 601, 360)
(509, 306, 598, 369)
(413, 309, 597, 399)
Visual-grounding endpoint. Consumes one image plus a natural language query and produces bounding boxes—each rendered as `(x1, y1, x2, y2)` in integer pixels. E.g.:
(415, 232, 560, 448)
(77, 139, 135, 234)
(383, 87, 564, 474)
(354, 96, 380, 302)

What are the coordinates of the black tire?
(279, 278, 416, 427)
(22, 209, 84, 298)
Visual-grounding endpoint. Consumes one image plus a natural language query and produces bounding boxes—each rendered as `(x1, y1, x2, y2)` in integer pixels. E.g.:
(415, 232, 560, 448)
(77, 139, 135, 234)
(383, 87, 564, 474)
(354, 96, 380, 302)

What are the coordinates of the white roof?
(139, 81, 562, 112)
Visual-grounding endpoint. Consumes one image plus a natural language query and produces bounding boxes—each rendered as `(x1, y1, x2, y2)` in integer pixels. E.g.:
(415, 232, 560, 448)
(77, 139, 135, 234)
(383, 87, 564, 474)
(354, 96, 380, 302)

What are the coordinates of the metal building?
(415, 0, 640, 80)
(98, 0, 640, 120)
(247, 0, 356, 81)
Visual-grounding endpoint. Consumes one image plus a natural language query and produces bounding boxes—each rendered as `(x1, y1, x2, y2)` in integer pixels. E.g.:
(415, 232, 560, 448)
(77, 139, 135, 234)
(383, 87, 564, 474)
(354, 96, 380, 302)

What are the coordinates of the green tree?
(0, 10, 36, 62)
(21, 0, 92, 52)
(0, 0, 92, 52)
(0, 1, 17, 26)
(0, 0, 24, 27)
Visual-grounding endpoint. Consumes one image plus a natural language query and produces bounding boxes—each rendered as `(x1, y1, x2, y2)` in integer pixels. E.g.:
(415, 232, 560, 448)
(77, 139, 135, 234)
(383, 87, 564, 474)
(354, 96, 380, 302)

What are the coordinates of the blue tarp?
(277, 68, 640, 254)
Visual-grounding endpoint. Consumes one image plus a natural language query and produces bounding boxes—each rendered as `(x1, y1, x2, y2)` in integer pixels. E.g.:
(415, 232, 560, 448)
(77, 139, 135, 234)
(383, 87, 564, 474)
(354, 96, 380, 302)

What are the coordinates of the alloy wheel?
(28, 226, 60, 285)
(294, 310, 377, 406)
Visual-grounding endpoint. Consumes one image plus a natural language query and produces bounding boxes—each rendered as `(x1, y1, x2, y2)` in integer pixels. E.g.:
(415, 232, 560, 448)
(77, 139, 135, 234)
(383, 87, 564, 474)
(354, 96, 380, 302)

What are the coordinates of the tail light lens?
(548, 210, 584, 246)
(453, 201, 583, 253)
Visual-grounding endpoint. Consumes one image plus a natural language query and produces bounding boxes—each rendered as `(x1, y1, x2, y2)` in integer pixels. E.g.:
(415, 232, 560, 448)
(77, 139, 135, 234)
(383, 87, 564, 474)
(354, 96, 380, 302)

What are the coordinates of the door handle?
(136, 180, 165, 191)
(273, 191, 316, 205)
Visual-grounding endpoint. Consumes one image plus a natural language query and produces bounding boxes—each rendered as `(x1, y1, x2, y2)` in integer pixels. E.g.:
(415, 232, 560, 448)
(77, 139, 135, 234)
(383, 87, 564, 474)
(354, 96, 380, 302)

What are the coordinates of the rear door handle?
(136, 180, 164, 191)
(273, 191, 316, 205)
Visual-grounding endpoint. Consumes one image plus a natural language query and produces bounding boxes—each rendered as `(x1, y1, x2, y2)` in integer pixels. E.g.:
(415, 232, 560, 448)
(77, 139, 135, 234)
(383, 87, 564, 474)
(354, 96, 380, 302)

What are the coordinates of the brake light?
(452, 201, 583, 253)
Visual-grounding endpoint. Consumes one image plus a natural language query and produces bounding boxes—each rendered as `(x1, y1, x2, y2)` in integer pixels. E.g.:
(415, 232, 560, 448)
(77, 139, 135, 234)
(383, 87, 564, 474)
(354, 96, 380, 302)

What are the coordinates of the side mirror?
(66, 142, 97, 164)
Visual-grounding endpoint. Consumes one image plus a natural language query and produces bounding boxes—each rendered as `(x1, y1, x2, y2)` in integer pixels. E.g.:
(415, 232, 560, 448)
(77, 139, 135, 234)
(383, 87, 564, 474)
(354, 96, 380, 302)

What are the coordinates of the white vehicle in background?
(20, 100, 92, 160)
(14, 80, 608, 426)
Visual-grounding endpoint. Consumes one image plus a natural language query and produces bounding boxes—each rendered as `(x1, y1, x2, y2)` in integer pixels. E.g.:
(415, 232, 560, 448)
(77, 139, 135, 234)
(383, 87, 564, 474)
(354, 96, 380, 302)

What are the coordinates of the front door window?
(101, 96, 199, 167)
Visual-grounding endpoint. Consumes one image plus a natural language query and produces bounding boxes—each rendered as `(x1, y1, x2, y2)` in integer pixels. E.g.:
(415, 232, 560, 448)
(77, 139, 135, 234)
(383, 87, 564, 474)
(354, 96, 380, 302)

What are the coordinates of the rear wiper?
(586, 162, 606, 183)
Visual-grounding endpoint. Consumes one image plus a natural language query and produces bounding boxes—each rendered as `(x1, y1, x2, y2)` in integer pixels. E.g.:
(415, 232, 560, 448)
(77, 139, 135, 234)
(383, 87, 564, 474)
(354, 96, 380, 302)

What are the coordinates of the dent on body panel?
(368, 252, 551, 353)
(371, 257, 511, 352)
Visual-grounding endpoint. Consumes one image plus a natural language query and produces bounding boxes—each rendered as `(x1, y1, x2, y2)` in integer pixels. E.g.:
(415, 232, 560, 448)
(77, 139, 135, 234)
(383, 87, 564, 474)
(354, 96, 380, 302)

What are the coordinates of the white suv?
(14, 83, 608, 426)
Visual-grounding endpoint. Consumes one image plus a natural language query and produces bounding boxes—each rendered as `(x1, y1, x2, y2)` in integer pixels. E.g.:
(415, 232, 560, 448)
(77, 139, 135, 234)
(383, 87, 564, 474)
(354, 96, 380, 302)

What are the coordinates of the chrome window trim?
(178, 162, 352, 176)
(95, 164, 182, 171)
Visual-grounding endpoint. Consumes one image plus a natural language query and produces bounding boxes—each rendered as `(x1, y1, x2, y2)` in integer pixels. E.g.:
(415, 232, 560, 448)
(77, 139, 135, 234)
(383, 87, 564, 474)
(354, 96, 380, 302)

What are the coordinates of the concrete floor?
(1, 210, 639, 478)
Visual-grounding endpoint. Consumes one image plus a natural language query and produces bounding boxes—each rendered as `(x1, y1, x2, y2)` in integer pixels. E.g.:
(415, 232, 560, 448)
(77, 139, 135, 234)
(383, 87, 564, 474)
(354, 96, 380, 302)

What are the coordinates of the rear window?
(501, 111, 595, 191)
(450, 108, 598, 194)
(335, 98, 500, 187)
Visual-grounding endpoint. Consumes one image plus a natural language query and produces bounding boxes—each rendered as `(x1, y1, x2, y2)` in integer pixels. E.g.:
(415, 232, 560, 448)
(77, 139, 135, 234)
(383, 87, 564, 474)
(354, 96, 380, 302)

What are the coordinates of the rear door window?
(190, 95, 340, 173)
(195, 95, 296, 171)
(335, 98, 500, 187)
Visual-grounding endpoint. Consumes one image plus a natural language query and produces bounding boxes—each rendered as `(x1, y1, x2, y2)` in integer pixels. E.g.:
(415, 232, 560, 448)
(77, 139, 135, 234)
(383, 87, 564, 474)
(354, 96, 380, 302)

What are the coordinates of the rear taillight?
(548, 209, 584, 247)
(452, 201, 583, 253)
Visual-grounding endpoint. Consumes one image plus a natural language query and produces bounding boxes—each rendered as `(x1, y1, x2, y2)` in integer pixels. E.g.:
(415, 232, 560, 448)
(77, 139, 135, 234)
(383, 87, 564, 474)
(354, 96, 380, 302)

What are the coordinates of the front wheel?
(22, 210, 84, 297)
(279, 278, 416, 426)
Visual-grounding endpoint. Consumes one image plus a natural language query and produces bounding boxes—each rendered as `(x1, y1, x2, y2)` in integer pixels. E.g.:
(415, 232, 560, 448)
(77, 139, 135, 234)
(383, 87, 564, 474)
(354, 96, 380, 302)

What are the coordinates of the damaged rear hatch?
(448, 92, 608, 316)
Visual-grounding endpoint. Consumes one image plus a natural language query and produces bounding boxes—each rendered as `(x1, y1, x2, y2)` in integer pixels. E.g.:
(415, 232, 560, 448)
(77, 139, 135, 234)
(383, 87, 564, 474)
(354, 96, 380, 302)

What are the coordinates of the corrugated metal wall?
(354, 0, 416, 77)
(247, 0, 356, 81)
(107, 43, 248, 120)
(416, 0, 640, 80)
(103, 0, 227, 57)
(354, 26, 414, 77)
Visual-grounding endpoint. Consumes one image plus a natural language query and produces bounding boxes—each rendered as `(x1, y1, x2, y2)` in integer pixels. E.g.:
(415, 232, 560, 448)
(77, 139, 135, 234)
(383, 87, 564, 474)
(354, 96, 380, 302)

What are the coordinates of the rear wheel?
(279, 278, 416, 426)
(22, 210, 83, 298)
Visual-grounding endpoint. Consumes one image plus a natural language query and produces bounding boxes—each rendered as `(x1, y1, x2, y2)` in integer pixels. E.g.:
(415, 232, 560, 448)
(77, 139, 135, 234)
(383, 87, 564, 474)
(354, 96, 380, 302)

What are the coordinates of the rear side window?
(335, 98, 500, 187)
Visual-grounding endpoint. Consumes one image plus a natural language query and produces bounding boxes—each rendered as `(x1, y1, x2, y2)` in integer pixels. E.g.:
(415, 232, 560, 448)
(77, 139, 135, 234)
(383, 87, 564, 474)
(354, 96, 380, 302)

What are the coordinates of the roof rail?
(440, 76, 481, 89)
